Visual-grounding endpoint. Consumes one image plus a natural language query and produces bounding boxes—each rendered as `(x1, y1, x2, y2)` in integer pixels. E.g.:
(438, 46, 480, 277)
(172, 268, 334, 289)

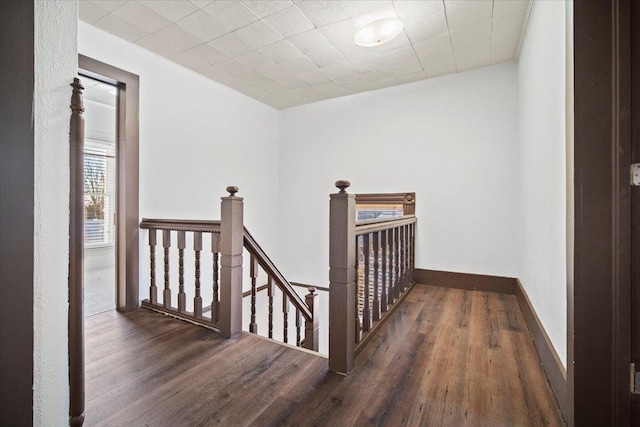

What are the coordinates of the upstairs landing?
(85, 284, 563, 426)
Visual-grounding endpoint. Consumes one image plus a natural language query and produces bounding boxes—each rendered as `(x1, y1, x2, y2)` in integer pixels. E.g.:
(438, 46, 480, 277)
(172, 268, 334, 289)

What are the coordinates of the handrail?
(140, 218, 220, 233)
(355, 215, 417, 236)
(243, 228, 313, 321)
(140, 218, 312, 321)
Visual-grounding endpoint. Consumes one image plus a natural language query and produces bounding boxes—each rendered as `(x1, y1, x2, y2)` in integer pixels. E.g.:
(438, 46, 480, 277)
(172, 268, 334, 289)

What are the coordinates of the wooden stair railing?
(139, 187, 318, 352)
(329, 180, 417, 374)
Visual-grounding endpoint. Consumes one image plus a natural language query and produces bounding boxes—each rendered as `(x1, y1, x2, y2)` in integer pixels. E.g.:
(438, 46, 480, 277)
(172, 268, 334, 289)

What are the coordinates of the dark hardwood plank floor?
(85, 284, 564, 426)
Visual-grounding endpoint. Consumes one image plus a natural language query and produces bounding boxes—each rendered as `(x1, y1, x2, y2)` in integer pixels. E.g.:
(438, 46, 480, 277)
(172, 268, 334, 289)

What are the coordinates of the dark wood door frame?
(572, 0, 635, 425)
(78, 54, 139, 312)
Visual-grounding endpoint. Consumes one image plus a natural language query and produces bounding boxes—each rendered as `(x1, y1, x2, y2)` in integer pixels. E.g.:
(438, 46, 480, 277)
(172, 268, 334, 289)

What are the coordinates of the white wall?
(278, 63, 519, 287)
(33, 1, 77, 424)
(517, 0, 567, 367)
(78, 23, 281, 299)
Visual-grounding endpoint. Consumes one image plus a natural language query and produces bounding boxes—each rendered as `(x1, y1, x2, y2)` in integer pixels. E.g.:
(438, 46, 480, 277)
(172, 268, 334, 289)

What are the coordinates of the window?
(84, 139, 115, 246)
(355, 204, 403, 221)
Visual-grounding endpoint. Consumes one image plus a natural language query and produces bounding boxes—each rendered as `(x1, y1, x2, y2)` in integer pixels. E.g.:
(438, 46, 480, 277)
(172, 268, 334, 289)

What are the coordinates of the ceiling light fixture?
(354, 18, 404, 47)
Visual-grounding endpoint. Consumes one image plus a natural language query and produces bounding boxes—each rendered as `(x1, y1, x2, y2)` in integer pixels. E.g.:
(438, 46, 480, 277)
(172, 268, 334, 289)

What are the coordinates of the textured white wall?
(78, 22, 281, 300)
(33, 0, 77, 424)
(517, 0, 567, 367)
(278, 62, 519, 287)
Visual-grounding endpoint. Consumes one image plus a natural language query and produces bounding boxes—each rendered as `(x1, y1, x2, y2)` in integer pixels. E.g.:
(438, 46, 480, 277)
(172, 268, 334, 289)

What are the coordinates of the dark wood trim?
(69, 79, 86, 427)
(78, 54, 139, 313)
(355, 192, 416, 215)
(514, 279, 568, 422)
(573, 0, 633, 424)
(291, 282, 330, 292)
(413, 268, 517, 295)
(0, 1, 34, 424)
(140, 218, 221, 233)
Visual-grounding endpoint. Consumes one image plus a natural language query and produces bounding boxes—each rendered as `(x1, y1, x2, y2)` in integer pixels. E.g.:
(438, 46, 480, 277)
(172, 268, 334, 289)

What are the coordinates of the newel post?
(219, 186, 244, 338)
(329, 180, 356, 374)
(303, 287, 319, 351)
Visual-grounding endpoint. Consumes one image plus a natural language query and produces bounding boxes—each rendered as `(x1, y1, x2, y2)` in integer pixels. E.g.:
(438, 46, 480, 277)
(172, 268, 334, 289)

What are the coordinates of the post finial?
(335, 180, 350, 194)
(307, 286, 316, 295)
(70, 78, 85, 114)
(226, 186, 239, 196)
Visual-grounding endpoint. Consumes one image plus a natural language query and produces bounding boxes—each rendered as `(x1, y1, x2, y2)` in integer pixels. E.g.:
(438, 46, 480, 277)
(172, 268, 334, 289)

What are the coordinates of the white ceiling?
(80, 0, 531, 109)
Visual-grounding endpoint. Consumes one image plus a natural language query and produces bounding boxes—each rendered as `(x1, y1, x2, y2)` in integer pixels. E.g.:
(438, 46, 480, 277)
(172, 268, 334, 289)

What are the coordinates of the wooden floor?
(85, 284, 564, 426)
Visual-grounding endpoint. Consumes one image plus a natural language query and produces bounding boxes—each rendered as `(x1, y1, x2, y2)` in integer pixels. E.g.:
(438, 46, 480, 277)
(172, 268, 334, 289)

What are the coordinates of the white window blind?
(84, 140, 116, 246)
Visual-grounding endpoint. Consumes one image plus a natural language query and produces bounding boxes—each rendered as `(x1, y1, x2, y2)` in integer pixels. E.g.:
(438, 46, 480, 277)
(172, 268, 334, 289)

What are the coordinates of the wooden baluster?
(282, 294, 290, 343)
(410, 222, 415, 284)
(249, 254, 258, 333)
(362, 233, 371, 332)
(149, 229, 157, 305)
(177, 230, 186, 313)
(295, 308, 302, 346)
(268, 276, 275, 338)
(211, 232, 220, 322)
(372, 231, 380, 321)
(403, 225, 409, 289)
(194, 231, 203, 318)
(398, 225, 404, 292)
(304, 287, 319, 351)
(394, 226, 401, 299)
(163, 229, 171, 308)
(355, 236, 361, 344)
(381, 228, 388, 313)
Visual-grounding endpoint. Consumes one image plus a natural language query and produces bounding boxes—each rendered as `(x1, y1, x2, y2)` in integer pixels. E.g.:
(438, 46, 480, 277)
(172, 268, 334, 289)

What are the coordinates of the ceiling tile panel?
(425, 63, 456, 78)
(263, 5, 315, 38)
(404, 13, 448, 44)
(209, 32, 255, 57)
(412, 33, 452, 57)
(89, 0, 128, 12)
(235, 20, 284, 49)
(139, 1, 199, 23)
(305, 46, 345, 68)
(393, 0, 444, 23)
(94, 14, 149, 42)
(202, 1, 260, 33)
(449, 20, 491, 48)
(492, 11, 527, 37)
(260, 39, 304, 62)
(321, 62, 358, 79)
(362, 67, 393, 83)
(79, 1, 110, 23)
(190, 1, 215, 9)
(493, 0, 529, 18)
(177, 10, 228, 42)
(396, 70, 426, 84)
(297, 69, 332, 85)
(136, 34, 183, 57)
(216, 58, 254, 76)
(341, 1, 391, 18)
(279, 55, 319, 74)
(188, 43, 230, 65)
(155, 24, 203, 50)
(242, 0, 293, 18)
(275, 75, 308, 89)
(170, 50, 211, 72)
(288, 29, 333, 54)
(236, 50, 279, 69)
(444, 0, 493, 31)
(296, 1, 351, 27)
(381, 45, 417, 66)
(389, 58, 424, 77)
(417, 49, 455, 70)
(317, 19, 358, 46)
(112, 1, 172, 33)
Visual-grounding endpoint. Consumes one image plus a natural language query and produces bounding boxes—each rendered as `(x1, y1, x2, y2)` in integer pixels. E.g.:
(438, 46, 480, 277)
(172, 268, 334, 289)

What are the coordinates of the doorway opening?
(82, 76, 117, 317)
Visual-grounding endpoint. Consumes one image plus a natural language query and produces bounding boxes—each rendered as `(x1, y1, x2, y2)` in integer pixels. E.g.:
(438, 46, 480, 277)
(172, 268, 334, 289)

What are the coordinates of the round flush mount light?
(354, 18, 404, 47)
